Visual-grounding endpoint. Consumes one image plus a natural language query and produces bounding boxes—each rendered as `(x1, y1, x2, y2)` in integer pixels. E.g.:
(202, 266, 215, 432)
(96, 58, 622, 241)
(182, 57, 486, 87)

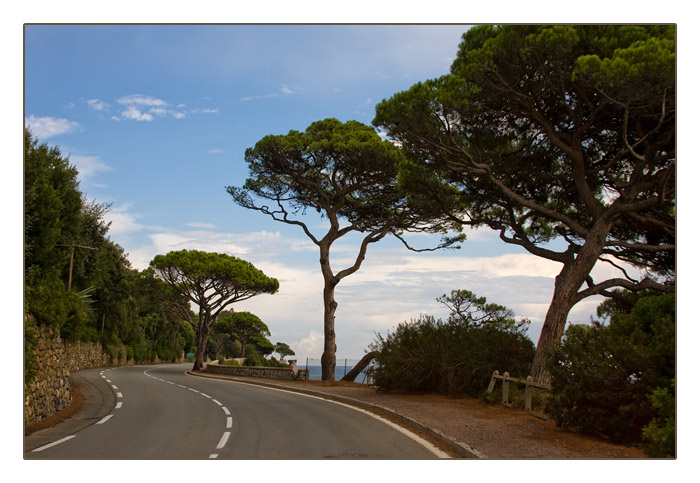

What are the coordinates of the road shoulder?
(23, 367, 115, 454)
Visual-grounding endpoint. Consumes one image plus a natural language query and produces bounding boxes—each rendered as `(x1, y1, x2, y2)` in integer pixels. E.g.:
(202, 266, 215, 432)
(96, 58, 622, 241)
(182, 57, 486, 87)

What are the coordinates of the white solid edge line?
(31, 435, 76, 452)
(210, 379, 450, 459)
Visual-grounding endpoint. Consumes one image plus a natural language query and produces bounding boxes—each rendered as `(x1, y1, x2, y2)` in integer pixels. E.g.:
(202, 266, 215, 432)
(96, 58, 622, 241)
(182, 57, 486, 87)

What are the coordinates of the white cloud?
(25, 115, 82, 138)
(87, 98, 110, 111)
(208, 148, 224, 154)
(116, 222, 642, 359)
(117, 94, 186, 121)
(186, 221, 217, 230)
(121, 105, 154, 122)
(104, 204, 145, 236)
(69, 155, 113, 183)
(191, 108, 219, 114)
(280, 84, 302, 95)
(148, 107, 168, 116)
(117, 94, 169, 107)
(240, 84, 303, 102)
(288, 330, 324, 361)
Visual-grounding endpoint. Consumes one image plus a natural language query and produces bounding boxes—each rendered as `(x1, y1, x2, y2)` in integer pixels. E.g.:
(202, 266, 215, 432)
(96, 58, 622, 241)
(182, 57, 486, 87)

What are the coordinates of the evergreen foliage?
(24, 128, 193, 375)
(546, 293, 675, 454)
(373, 25, 675, 381)
(370, 291, 534, 396)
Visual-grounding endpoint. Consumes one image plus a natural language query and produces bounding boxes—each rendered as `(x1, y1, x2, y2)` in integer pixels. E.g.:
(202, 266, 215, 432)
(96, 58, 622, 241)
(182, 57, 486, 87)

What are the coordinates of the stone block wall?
(25, 314, 187, 428)
(206, 363, 308, 381)
(24, 317, 111, 427)
(24, 323, 74, 427)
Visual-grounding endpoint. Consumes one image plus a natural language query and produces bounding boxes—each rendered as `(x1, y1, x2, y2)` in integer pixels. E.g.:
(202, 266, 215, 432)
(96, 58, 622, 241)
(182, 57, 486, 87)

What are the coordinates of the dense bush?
(643, 380, 675, 457)
(371, 309, 535, 396)
(546, 293, 675, 454)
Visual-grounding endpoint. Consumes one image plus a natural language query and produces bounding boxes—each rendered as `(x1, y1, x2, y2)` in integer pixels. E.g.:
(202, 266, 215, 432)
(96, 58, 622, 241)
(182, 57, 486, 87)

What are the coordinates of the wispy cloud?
(117, 94, 169, 107)
(116, 94, 186, 122)
(190, 108, 219, 114)
(240, 84, 303, 102)
(87, 99, 110, 111)
(69, 155, 113, 185)
(208, 148, 224, 154)
(104, 204, 145, 237)
(121, 105, 155, 122)
(25, 115, 82, 138)
(186, 221, 218, 230)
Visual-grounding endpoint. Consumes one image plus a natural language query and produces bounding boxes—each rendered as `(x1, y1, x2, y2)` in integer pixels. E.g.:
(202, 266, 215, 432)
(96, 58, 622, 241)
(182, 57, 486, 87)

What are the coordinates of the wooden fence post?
(525, 376, 533, 411)
(502, 371, 510, 405)
(487, 370, 499, 394)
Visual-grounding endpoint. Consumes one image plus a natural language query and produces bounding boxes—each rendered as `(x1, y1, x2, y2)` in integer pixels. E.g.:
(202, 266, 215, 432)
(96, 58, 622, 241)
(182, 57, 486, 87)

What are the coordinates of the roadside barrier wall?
(24, 315, 184, 428)
(206, 362, 308, 381)
(24, 319, 111, 427)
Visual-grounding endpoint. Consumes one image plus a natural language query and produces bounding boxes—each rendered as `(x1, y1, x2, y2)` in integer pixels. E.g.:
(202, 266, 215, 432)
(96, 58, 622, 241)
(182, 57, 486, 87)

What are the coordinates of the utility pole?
(56, 243, 98, 289)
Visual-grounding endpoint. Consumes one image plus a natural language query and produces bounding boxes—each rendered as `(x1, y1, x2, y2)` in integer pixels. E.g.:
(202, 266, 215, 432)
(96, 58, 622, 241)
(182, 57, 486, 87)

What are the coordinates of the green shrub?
(546, 294, 675, 445)
(371, 314, 534, 396)
(243, 344, 264, 366)
(643, 381, 676, 457)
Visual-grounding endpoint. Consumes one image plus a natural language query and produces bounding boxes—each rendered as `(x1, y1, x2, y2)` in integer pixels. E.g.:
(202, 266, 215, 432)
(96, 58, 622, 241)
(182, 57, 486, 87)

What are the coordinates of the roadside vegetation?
(369, 290, 675, 457)
(370, 290, 534, 397)
(24, 129, 289, 381)
(25, 25, 675, 455)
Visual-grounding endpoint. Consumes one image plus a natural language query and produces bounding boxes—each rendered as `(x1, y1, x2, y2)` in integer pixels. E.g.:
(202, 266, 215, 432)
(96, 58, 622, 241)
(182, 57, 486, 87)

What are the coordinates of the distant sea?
(304, 365, 373, 383)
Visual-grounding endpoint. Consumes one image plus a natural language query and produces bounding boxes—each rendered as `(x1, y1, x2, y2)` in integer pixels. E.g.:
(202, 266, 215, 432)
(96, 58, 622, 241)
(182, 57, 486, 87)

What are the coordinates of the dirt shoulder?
(203, 375, 646, 459)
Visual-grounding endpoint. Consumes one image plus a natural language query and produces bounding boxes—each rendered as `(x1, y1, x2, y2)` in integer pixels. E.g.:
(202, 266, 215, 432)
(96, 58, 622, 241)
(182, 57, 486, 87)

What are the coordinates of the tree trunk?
(341, 351, 378, 382)
(529, 219, 613, 383)
(239, 336, 247, 358)
(192, 324, 210, 371)
(529, 281, 577, 383)
(321, 281, 338, 380)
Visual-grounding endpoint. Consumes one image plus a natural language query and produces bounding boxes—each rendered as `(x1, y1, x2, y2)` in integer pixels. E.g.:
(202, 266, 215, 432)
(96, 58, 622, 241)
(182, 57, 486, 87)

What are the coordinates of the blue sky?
(23, 23, 664, 361)
(10, 4, 695, 477)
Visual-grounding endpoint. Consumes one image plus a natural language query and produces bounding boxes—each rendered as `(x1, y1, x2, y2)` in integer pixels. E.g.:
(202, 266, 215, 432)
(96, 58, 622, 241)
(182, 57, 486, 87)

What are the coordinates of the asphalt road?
(25, 363, 445, 460)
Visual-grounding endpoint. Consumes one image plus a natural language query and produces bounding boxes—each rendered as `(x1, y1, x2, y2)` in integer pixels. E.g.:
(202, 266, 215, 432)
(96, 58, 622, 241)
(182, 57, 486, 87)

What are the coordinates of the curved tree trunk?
(529, 219, 613, 383)
(341, 351, 378, 382)
(529, 279, 578, 383)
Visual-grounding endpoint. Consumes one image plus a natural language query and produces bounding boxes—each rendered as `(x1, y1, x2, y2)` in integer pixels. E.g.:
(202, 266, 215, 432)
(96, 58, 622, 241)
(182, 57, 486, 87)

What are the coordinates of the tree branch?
(573, 276, 674, 304)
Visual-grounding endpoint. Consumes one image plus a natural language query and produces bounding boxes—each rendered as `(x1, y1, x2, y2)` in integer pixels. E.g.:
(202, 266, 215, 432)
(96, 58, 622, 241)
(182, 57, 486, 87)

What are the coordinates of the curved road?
(25, 363, 445, 459)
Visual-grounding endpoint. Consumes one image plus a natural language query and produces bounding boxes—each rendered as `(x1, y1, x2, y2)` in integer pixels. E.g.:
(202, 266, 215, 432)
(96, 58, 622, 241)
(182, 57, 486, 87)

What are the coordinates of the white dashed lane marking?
(216, 432, 231, 449)
(143, 367, 233, 459)
(96, 415, 113, 424)
(31, 435, 76, 452)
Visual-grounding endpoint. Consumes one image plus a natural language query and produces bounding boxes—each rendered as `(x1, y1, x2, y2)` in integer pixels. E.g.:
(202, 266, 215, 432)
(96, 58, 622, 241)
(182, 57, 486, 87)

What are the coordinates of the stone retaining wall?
(25, 314, 188, 428)
(206, 362, 308, 381)
(24, 323, 76, 427)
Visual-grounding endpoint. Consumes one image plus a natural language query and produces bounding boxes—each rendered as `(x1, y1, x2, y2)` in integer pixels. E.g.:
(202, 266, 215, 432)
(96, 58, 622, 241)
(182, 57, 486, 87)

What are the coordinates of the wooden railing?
(486, 370, 551, 419)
